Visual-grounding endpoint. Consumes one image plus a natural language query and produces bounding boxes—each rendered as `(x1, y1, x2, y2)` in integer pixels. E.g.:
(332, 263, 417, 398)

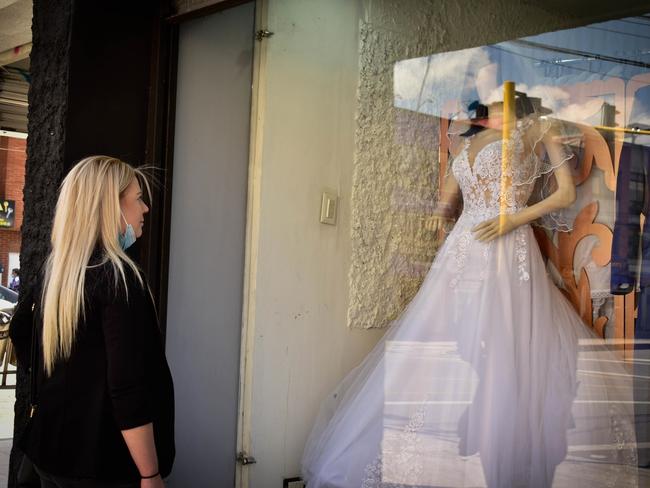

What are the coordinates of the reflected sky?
(394, 14, 650, 145)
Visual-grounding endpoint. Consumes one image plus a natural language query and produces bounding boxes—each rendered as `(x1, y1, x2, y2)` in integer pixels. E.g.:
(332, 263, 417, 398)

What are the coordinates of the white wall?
(247, 0, 385, 484)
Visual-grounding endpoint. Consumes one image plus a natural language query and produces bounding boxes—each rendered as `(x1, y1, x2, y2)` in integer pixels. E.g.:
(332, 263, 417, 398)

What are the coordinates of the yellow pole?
(500, 81, 516, 229)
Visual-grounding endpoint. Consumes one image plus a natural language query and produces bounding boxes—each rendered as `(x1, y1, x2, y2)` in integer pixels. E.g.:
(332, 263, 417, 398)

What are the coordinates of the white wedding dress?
(302, 119, 639, 488)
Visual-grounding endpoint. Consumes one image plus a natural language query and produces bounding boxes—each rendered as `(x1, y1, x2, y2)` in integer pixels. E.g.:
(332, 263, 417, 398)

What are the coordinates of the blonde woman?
(10, 156, 174, 488)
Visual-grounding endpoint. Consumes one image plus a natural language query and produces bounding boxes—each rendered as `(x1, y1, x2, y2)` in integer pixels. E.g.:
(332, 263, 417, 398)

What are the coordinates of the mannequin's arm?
(426, 171, 461, 233)
(473, 129, 575, 242)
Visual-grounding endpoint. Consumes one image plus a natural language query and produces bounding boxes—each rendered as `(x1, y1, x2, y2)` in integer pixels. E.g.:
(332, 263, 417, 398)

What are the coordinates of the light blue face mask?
(118, 214, 137, 250)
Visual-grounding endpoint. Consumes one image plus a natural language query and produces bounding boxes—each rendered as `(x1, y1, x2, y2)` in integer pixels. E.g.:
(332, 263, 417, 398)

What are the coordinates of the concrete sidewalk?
(0, 439, 10, 487)
(0, 375, 17, 487)
(0, 388, 15, 439)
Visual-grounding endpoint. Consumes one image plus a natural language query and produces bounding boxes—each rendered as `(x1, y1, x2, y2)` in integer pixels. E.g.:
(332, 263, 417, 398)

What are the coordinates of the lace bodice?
(451, 119, 539, 222)
(441, 117, 575, 287)
(443, 119, 552, 287)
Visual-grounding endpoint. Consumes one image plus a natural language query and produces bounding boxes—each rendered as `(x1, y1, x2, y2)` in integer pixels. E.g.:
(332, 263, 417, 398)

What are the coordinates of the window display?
(303, 12, 650, 488)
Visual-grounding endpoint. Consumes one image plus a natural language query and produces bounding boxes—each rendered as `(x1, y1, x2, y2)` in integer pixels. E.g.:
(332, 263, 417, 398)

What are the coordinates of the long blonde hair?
(41, 156, 152, 376)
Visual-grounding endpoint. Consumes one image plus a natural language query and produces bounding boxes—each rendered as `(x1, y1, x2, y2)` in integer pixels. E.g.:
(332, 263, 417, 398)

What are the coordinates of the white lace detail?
(446, 230, 472, 288)
(451, 119, 537, 220)
(480, 241, 491, 281)
(361, 406, 427, 488)
(443, 119, 540, 285)
(444, 228, 494, 288)
(515, 227, 530, 281)
(599, 404, 639, 486)
(445, 115, 577, 230)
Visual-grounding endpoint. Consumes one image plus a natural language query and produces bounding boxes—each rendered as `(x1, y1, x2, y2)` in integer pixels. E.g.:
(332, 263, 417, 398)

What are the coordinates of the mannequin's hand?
(141, 475, 165, 488)
(425, 215, 453, 233)
(472, 214, 519, 242)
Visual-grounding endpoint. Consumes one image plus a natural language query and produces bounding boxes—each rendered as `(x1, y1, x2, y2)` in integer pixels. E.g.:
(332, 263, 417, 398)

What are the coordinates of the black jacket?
(9, 257, 175, 481)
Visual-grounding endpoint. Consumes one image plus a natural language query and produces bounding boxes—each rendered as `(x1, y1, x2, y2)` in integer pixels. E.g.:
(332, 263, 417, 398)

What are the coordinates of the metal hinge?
(236, 451, 257, 465)
(255, 29, 274, 41)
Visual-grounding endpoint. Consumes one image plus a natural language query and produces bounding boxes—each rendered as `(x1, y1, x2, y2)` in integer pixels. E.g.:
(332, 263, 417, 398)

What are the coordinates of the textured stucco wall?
(349, 8, 442, 329)
(247, 1, 387, 484)
(348, 0, 650, 329)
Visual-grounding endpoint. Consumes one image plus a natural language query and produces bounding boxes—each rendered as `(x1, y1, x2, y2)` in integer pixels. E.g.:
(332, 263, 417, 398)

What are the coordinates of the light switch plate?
(283, 477, 305, 488)
(320, 191, 338, 225)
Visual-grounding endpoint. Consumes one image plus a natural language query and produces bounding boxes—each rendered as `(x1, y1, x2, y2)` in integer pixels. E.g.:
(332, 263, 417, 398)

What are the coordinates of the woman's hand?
(141, 474, 165, 488)
(425, 215, 453, 233)
(472, 214, 520, 242)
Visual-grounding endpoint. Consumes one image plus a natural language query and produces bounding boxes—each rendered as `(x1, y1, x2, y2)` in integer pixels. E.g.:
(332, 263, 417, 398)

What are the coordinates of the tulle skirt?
(302, 215, 639, 488)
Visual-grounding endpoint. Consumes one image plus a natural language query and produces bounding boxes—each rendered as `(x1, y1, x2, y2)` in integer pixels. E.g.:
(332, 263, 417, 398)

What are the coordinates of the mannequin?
(428, 101, 575, 237)
(302, 92, 638, 487)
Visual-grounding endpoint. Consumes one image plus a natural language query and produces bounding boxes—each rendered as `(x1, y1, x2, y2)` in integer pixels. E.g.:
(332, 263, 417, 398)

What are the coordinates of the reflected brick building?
(0, 136, 24, 287)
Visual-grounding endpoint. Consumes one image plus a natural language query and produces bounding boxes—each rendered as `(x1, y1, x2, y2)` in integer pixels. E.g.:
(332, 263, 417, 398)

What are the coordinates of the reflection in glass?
(303, 14, 650, 488)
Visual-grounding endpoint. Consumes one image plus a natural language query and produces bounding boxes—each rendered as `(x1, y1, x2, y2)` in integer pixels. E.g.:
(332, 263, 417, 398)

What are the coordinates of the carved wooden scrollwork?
(533, 201, 612, 337)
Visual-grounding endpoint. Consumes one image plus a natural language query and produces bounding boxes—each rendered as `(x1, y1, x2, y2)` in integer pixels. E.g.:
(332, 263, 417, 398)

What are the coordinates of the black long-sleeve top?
(9, 256, 175, 481)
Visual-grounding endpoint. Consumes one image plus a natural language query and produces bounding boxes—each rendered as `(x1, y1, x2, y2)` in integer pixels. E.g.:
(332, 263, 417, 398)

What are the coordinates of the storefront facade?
(11, 1, 650, 486)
